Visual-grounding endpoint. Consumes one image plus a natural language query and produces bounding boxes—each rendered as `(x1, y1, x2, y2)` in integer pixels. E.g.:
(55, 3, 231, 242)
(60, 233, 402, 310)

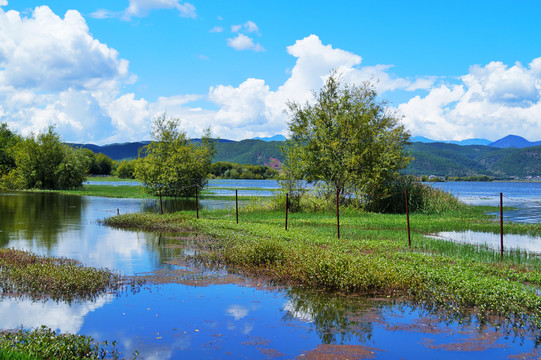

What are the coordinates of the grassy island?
(104, 203, 541, 334)
(0, 249, 135, 359)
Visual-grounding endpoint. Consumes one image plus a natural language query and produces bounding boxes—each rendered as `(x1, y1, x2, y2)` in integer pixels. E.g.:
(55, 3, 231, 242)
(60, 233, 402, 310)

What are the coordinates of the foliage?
(0, 248, 125, 303)
(2, 127, 88, 190)
(283, 72, 410, 209)
(0, 326, 122, 360)
(115, 160, 136, 179)
(0, 123, 20, 180)
(134, 114, 215, 197)
(209, 161, 277, 179)
(364, 175, 464, 213)
(212, 139, 284, 165)
(85, 151, 113, 176)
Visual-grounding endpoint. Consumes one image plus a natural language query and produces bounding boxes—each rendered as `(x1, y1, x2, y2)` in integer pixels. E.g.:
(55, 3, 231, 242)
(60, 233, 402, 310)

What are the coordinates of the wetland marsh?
(2, 180, 541, 358)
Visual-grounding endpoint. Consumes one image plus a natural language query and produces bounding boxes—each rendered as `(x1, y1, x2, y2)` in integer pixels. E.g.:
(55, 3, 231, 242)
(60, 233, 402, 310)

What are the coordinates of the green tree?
(116, 159, 136, 179)
(6, 126, 89, 190)
(284, 72, 410, 208)
(0, 123, 20, 179)
(134, 114, 215, 198)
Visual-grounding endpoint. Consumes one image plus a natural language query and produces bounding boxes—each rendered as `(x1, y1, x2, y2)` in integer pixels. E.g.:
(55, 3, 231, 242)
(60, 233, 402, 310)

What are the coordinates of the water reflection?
(429, 230, 541, 253)
(282, 288, 375, 345)
(0, 192, 83, 248)
(0, 294, 113, 334)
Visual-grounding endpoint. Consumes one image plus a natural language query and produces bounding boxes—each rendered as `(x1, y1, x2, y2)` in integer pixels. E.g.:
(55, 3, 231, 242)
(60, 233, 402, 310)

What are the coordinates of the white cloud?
(226, 33, 264, 52)
(210, 34, 420, 140)
(0, 6, 133, 142)
(0, 0, 7, 7)
(0, 6, 130, 92)
(399, 58, 541, 141)
(231, 21, 260, 34)
(89, 9, 117, 19)
(209, 26, 223, 33)
(123, 0, 196, 19)
(244, 20, 259, 34)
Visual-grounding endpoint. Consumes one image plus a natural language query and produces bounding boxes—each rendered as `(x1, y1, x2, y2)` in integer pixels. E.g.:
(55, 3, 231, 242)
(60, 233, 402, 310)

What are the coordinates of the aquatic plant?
(0, 326, 124, 360)
(0, 249, 127, 303)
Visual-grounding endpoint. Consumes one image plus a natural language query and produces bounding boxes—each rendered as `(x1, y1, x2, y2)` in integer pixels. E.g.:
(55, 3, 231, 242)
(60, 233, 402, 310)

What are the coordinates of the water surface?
(2, 188, 541, 359)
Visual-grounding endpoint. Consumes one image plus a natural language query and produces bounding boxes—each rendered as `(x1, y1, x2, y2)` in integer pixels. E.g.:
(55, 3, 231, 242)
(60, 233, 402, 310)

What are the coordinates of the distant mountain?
(69, 134, 541, 178)
(411, 136, 491, 146)
(488, 135, 541, 149)
(252, 135, 287, 142)
(213, 139, 283, 165)
(69, 141, 151, 160)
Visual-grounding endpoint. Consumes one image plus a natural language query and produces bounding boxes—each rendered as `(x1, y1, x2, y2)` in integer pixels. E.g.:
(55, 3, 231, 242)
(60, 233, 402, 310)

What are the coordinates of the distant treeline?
(209, 161, 277, 179)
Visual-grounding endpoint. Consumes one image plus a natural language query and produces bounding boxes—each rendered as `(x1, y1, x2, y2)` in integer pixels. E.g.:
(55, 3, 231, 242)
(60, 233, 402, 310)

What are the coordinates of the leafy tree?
(5, 126, 89, 190)
(90, 153, 113, 175)
(134, 114, 215, 198)
(0, 123, 20, 179)
(283, 72, 410, 208)
(116, 159, 136, 179)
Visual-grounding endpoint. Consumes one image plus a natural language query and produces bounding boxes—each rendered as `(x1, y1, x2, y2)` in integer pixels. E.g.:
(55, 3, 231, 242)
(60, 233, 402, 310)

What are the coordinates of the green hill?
(69, 139, 541, 179)
(213, 139, 284, 165)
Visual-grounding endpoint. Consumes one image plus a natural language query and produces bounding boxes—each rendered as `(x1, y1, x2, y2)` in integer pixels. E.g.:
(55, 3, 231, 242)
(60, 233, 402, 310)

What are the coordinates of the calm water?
(1, 184, 541, 359)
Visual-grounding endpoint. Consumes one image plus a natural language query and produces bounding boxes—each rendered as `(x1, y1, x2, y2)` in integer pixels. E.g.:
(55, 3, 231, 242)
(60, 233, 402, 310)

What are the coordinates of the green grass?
(0, 348, 41, 360)
(104, 203, 541, 331)
(0, 249, 130, 303)
(85, 176, 138, 183)
(0, 326, 128, 360)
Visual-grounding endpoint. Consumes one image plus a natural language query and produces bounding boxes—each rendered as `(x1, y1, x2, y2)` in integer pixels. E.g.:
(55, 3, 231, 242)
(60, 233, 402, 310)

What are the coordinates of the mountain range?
(411, 135, 541, 148)
(70, 134, 541, 178)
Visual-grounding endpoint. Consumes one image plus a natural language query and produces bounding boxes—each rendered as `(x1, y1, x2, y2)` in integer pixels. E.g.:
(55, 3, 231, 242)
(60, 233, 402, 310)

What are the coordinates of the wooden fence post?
(336, 187, 340, 239)
(196, 184, 199, 219)
(159, 188, 163, 215)
(405, 189, 411, 248)
(236, 189, 239, 224)
(285, 193, 288, 231)
(500, 192, 504, 260)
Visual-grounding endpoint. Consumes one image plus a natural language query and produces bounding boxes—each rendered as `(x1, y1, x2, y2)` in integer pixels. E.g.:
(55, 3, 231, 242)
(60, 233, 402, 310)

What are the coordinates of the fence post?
(405, 189, 411, 248)
(195, 184, 199, 219)
(500, 192, 504, 261)
(285, 193, 288, 231)
(336, 187, 340, 239)
(159, 188, 163, 215)
(236, 189, 239, 224)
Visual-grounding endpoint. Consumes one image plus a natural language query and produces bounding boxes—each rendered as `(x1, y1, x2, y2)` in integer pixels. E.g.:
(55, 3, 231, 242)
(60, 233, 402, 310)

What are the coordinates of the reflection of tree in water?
(137, 231, 199, 271)
(140, 198, 198, 214)
(282, 287, 378, 345)
(0, 192, 83, 248)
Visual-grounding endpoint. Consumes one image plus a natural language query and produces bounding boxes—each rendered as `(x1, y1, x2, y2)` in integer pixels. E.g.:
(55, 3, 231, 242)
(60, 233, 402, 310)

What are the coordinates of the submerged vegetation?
(0, 248, 127, 303)
(104, 196, 541, 333)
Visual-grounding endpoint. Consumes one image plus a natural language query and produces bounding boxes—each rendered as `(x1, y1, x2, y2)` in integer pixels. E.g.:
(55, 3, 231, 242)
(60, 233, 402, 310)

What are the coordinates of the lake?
(2, 182, 541, 359)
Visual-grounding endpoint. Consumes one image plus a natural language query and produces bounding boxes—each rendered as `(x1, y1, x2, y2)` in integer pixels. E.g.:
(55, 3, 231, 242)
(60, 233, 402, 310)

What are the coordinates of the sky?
(1, 0, 541, 144)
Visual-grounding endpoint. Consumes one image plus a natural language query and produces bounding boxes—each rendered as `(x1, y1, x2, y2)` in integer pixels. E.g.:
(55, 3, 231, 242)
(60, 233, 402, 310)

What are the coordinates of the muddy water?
(1, 191, 541, 359)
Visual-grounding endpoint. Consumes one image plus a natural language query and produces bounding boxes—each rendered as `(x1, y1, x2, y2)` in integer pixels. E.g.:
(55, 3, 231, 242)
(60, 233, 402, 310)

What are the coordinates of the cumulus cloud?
(0, 6, 130, 92)
(399, 58, 541, 141)
(226, 33, 264, 52)
(0, 6, 133, 142)
(211, 34, 420, 139)
(123, 0, 196, 19)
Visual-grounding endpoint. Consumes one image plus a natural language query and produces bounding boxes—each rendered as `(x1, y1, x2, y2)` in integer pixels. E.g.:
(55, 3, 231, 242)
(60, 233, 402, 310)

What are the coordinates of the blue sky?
(1, 0, 541, 144)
